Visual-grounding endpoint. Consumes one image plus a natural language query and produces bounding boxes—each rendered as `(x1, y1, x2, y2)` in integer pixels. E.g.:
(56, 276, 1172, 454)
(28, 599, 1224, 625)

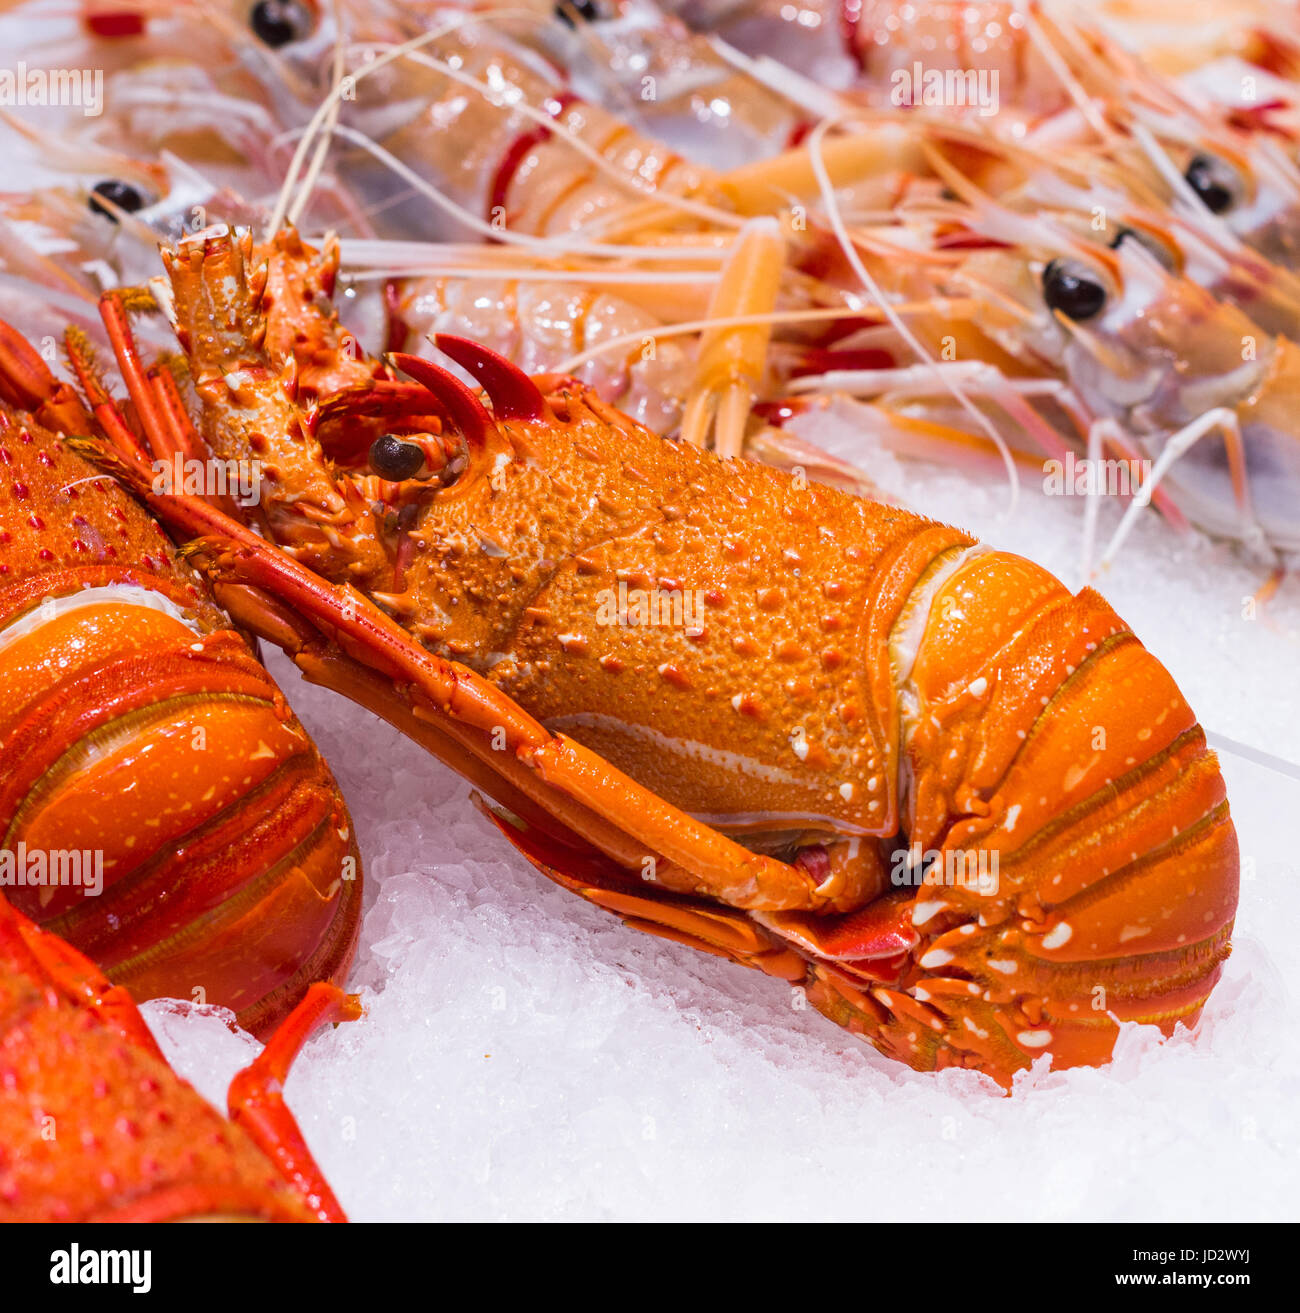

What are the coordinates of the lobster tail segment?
(0, 410, 362, 1036)
(819, 550, 1240, 1083)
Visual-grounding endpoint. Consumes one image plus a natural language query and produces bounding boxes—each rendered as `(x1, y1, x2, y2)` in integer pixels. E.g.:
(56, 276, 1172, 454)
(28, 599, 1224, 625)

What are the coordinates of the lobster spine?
(0, 406, 361, 1036)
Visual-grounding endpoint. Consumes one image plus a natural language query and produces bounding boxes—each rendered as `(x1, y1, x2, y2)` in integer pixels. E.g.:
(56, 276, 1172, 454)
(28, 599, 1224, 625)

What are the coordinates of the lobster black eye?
(89, 179, 147, 220)
(1185, 154, 1239, 215)
(555, 0, 600, 27)
(1041, 258, 1107, 321)
(250, 0, 313, 48)
(369, 434, 426, 481)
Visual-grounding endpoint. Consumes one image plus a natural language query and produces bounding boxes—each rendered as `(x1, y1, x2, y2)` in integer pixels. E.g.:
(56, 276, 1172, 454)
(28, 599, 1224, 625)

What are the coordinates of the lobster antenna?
(270, 7, 544, 238)
(284, 0, 347, 230)
(1015, 0, 1117, 145)
(548, 303, 973, 376)
(1206, 731, 1300, 785)
(314, 123, 739, 267)
(338, 233, 731, 267)
(805, 116, 1021, 519)
(342, 263, 716, 286)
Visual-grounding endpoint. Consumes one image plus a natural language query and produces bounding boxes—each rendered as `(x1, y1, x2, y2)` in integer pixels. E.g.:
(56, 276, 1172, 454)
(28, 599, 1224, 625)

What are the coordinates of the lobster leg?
(228, 982, 362, 1224)
(146, 363, 208, 464)
(476, 796, 931, 1072)
(474, 800, 808, 983)
(11, 900, 166, 1061)
(1096, 407, 1268, 569)
(98, 289, 173, 447)
(63, 325, 153, 464)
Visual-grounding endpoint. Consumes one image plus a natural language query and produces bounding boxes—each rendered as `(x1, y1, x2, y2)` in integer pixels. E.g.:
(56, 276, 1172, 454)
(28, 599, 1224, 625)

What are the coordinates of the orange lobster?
(0, 889, 354, 1222)
(94, 226, 1238, 1087)
(0, 321, 361, 1037)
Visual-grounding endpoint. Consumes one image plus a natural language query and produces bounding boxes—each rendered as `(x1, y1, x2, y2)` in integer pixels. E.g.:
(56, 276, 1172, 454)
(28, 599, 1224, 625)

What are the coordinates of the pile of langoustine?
(2, 0, 1289, 1219)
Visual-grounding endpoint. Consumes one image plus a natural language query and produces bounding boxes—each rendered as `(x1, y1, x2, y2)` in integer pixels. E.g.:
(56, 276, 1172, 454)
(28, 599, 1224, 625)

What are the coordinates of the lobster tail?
(807, 550, 1239, 1080)
(0, 410, 361, 1036)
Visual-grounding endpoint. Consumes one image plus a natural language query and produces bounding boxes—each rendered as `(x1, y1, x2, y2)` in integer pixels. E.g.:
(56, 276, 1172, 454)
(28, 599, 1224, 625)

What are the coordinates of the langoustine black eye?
(556, 1, 600, 27)
(89, 179, 147, 221)
(1184, 154, 1239, 215)
(1041, 258, 1107, 320)
(369, 433, 427, 481)
(250, 0, 314, 48)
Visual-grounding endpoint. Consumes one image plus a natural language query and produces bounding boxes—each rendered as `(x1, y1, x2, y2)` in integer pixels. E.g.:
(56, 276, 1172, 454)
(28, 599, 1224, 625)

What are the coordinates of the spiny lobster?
(0, 320, 361, 1037)
(0, 889, 354, 1222)
(95, 225, 1238, 1087)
